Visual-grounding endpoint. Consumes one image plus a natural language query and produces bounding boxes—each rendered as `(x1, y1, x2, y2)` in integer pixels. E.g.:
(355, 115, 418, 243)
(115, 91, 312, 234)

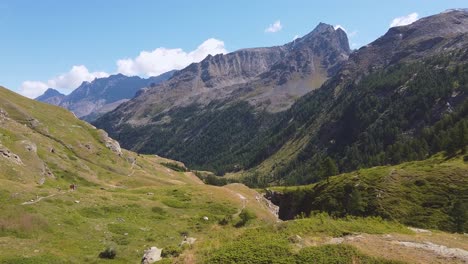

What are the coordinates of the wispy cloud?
(390, 12, 419, 27)
(265, 20, 282, 33)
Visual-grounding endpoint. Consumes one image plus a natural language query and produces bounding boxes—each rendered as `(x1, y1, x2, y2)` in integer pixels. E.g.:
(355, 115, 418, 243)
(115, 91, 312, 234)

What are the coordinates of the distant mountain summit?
(35, 88, 65, 105)
(35, 70, 176, 121)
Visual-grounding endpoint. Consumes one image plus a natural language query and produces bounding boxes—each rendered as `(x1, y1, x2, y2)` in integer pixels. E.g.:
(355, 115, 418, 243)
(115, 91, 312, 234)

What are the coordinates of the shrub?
(161, 245, 182, 258)
(218, 215, 232, 225)
(98, 247, 116, 259)
(235, 209, 256, 227)
(161, 162, 187, 172)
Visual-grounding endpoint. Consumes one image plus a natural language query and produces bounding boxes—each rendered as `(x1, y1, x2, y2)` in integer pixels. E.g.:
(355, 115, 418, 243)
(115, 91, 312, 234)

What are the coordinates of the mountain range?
(94, 22, 350, 170)
(35, 70, 175, 121)
(94, 9, 468, 186)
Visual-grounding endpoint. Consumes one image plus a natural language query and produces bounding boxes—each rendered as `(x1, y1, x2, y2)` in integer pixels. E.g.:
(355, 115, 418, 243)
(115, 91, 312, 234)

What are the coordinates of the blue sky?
(0, 0, 466, 97)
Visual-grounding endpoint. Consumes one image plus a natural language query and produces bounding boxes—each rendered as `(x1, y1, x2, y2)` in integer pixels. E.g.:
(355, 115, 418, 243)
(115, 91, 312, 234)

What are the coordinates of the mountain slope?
(94, 23, 351, 173)
(36, 71, 175, 121)
(0, 85, 279, 262)
(236, 9, 468, 185)
(267, 154, 467, 233)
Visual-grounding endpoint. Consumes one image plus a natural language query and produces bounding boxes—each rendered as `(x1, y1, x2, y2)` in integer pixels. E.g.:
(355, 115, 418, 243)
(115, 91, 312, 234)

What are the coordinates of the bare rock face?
(141, 246, 162, 264)
(98, 130, 122, 156)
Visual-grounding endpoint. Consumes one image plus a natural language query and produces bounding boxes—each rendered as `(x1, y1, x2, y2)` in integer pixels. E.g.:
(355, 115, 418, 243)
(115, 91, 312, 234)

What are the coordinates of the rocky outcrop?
(21, 140, 37, 153)
(98, 130, 122, 156)
(141, 246, 162, 263)
(0, 108, 9, 120)
(0, 144, 23, 165)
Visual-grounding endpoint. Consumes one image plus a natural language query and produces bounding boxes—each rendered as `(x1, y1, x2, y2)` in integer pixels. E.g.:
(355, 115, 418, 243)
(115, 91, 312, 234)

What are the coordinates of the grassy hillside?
(268, 154, 468, 233)
(0, 86, 466, 263)
(0, 86, 274, 263)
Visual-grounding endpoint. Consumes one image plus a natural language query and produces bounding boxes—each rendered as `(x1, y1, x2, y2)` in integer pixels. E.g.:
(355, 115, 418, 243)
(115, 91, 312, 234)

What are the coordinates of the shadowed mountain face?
(35, 70, 175, 121)
(94, 23, 351, 168)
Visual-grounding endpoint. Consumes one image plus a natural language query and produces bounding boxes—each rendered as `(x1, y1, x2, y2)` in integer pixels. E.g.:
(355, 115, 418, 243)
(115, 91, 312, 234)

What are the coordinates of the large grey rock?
(141, 246, 162, 264)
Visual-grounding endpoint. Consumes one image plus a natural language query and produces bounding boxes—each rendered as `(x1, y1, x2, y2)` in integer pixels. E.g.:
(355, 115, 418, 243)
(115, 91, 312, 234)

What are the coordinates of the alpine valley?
(1, 7, 465, 264)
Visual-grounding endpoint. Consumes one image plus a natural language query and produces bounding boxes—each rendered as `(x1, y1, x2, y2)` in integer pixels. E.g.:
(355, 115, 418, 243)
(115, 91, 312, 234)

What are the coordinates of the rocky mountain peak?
(35, 88, 65, 105)
(35, 88, 64, 99)
(293, 23, 350, 54)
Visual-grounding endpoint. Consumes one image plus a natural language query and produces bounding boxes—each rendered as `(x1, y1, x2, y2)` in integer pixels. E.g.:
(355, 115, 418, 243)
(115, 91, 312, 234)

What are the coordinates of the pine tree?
(321, 157, 339, 183)
(450, 200, 467, 233)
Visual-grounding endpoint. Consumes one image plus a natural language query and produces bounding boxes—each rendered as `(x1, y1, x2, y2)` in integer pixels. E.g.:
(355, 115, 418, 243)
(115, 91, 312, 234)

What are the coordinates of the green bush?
(161, 162, 187, 172)
(206, 231, 294, 264)
(98, 247, 116, 259)
(161, 245, 182, 258)
(235, 209, 256, 227)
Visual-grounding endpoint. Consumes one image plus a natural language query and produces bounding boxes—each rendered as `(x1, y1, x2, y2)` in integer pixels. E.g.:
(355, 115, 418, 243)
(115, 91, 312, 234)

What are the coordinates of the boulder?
(141, 246, 162, 263)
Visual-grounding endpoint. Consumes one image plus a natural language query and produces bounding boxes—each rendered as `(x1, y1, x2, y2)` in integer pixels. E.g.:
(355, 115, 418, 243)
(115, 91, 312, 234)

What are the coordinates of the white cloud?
(21, 38, 227, 98)
(390, 12, 419, 27)
(19, 81, 49, 98)
(47, 65, 109, 90)
(292, 35, 299, 41)
(117, 38, 227, 77)
(351, 43, 361, 49)
(20, 65, 109, 98)
(265, 20, 282, 33)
